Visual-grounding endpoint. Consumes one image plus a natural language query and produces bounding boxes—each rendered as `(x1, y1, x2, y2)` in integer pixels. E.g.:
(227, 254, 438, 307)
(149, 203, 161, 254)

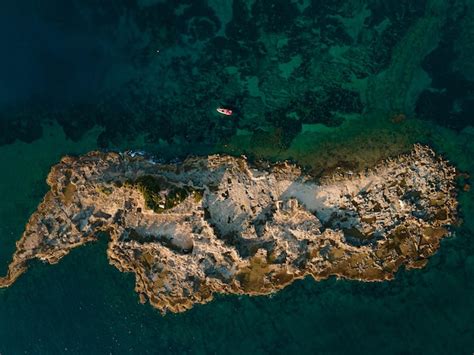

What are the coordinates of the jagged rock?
(0, 145, 458, 313)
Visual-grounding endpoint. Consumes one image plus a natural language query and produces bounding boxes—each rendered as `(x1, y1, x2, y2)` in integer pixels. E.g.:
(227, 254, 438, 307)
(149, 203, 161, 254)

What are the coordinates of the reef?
(0, 145, 458, 313)
(5, 0, 472, 149)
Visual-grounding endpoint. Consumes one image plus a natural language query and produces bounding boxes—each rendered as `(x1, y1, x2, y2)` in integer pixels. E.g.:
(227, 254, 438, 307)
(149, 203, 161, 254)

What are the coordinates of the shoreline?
(0, 144, 458, 314)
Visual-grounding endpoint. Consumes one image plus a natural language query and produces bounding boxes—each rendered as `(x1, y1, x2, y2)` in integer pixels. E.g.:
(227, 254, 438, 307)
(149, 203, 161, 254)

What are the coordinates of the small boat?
(216, 107, 233, 116)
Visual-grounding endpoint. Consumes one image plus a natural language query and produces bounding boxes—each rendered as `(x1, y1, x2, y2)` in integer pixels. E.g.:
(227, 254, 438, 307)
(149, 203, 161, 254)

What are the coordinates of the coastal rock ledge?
(0, 145, 458, 313)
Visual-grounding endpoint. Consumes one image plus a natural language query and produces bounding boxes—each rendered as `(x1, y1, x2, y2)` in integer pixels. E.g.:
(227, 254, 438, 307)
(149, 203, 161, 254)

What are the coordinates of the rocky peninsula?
(0, 145, 458, 313)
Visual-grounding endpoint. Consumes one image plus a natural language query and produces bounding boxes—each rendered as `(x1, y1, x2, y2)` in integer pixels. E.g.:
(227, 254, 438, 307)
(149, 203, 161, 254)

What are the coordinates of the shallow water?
(1, 1, 474, 353)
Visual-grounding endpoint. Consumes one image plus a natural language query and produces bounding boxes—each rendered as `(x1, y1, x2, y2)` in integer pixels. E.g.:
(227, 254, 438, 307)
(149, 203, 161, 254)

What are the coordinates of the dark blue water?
(1, 1, 473, 353)
(0, 2, 112, 108)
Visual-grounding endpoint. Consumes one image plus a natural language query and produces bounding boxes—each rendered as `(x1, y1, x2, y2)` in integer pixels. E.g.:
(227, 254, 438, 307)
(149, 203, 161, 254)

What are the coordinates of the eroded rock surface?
(0, 145, 458, 313)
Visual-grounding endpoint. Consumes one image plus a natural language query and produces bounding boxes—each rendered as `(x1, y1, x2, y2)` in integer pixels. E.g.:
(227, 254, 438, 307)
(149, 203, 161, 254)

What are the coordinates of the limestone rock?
(0, 145, 458, 313)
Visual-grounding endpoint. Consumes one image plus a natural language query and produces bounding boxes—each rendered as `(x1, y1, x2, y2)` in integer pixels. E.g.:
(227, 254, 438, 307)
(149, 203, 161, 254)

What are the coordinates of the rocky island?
(0, 145, 458, 313)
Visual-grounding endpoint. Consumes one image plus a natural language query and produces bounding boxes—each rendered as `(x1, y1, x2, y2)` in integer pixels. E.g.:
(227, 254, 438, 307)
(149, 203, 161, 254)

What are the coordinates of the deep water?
(1, 1, 474, 354)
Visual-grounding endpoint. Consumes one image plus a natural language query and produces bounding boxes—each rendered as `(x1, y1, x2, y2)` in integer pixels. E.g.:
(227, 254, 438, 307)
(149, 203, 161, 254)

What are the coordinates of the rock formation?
(0, 145, 458, 313)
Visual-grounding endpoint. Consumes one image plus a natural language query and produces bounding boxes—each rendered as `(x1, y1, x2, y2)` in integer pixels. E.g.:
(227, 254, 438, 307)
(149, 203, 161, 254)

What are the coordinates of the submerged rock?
(0, 145, 458, 313)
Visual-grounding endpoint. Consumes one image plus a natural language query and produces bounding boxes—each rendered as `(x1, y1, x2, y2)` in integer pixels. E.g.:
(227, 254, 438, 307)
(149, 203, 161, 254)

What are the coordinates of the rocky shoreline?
(0, 145, 458, 313)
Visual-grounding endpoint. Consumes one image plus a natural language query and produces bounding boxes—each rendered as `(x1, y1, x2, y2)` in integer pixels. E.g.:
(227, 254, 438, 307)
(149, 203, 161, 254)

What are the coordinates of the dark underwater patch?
(367, 0, 428, 73)
(251, 0, 299, 34)
(0, 116, 43, 145)
(416, 6, 474, 131)
(293, 87, 363, 126)
(225, 0, 259, 41)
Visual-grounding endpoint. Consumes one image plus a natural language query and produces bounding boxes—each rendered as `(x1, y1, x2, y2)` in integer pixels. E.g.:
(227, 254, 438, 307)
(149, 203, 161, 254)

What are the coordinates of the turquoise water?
(1, 1, 474, 353)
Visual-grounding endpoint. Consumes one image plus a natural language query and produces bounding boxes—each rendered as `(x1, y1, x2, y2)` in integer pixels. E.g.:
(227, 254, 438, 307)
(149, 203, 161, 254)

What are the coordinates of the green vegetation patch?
(125, 175, 202, 213)
(97, 185, 113, 195)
